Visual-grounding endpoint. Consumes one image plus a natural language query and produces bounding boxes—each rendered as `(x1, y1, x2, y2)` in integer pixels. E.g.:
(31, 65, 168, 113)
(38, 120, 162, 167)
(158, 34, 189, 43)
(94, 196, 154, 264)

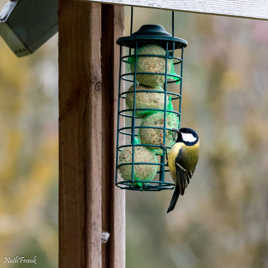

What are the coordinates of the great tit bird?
(166, 128, 200, 213)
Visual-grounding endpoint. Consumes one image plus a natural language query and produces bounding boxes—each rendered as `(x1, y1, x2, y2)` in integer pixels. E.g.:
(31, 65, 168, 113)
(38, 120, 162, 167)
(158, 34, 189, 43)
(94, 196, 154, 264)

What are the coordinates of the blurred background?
(1, 1, 268, 267)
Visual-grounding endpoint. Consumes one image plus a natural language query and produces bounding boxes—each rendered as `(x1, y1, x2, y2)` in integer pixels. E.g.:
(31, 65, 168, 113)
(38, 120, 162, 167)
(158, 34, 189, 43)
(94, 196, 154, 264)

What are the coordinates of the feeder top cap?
(133, 24, 171, 37)
(117, 24, 188, 50)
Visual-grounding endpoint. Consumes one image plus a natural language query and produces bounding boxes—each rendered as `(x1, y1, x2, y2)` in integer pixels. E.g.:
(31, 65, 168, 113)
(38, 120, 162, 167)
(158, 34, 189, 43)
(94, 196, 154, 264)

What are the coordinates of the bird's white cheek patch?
(181, 133, 196, 143)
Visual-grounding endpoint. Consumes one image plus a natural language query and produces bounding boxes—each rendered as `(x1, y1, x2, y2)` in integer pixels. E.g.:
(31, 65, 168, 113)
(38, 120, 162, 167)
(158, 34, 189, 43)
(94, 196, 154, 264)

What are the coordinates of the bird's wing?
(175, 150, 192, 195)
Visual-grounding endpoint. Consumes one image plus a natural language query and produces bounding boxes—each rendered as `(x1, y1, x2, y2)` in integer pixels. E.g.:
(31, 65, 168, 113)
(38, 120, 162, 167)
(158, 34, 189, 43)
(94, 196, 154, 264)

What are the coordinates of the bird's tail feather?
(167, 188, 180, 213)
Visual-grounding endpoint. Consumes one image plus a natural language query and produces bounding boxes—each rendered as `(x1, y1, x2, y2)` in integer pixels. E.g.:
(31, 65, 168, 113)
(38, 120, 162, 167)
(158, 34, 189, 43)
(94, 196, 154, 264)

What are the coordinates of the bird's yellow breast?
(168, 142, 183, 179)
(168, 141, 200, 182)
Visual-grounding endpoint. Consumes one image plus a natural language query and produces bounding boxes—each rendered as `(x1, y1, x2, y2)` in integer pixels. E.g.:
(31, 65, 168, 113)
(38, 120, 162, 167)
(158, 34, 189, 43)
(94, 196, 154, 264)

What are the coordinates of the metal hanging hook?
(172, 10, 175, 37)
(129, 6, 134, 56)
(130, 6, 134, 35)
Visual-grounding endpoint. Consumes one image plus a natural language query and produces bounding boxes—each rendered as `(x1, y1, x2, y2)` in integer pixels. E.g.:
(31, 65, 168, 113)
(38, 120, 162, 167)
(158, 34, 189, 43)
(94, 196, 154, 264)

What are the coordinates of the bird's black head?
(174, 127, 199, 146)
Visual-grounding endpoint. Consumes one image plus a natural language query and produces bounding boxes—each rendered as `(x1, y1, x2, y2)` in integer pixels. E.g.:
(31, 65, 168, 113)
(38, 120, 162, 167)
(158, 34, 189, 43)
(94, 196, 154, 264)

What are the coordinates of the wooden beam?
(59, 2, 102, 268)
(83, 0, 268, 21)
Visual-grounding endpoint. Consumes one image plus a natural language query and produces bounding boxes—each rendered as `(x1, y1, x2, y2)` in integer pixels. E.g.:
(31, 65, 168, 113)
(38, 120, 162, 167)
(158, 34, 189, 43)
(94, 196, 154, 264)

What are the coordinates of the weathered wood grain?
(83, 0, 268, 20)
(59, 2, 102, 268)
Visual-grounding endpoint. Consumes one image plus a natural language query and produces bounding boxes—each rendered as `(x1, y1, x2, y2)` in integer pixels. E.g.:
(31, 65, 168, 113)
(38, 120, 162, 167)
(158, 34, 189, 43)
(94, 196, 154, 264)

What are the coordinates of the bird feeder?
(115, 9, 187, 191)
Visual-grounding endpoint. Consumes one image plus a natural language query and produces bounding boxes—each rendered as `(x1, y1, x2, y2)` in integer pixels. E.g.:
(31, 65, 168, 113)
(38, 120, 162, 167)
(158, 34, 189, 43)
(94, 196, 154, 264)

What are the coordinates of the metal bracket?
(0, 0, 57, 57)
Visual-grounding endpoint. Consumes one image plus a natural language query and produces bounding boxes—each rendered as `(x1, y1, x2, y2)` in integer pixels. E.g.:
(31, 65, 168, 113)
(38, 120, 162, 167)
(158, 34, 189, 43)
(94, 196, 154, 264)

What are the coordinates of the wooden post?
(59, 1, 125, 268)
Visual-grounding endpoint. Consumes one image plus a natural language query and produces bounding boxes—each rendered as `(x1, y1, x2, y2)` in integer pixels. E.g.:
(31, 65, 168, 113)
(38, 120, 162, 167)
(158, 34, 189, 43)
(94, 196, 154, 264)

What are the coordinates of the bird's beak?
(172, 128, 180, 140)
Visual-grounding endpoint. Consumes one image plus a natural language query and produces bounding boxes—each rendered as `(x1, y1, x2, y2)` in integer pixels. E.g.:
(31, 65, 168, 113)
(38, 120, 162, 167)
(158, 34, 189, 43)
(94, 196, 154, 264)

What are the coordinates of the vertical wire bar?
(172, 11, 175, 37)
(160, 41, 169, 183)
(179, 47, 184, 127)
(130, 41, 138, 184)
(159, 154, 165, 184)
(172, 11, 175, 55)
(128, 7, 134, 56)
(130, 6, 134, 35)
(115, 46, 123, 185)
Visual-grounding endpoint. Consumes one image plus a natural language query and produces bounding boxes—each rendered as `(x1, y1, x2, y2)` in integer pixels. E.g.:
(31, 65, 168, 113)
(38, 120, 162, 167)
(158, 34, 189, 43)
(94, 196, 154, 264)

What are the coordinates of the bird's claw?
(160, 144, 168, 162)
(160, 143, 167, 151)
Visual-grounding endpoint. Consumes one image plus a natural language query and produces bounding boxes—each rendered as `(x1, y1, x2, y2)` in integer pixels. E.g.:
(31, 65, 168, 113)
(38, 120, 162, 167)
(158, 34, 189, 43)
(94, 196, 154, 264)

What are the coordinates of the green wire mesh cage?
(115, 10, 188, 191)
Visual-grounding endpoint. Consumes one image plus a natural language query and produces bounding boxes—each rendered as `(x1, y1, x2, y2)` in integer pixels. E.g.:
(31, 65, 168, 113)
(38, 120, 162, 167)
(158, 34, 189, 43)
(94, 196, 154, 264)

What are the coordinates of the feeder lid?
(117, 24, 188, 50)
